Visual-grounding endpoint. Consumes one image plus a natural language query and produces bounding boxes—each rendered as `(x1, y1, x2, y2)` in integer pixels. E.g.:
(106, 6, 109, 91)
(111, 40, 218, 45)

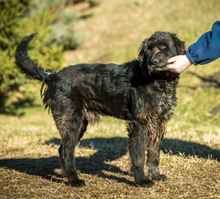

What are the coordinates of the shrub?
(47, 7, 81, 50)
(0, 0, 71, 114)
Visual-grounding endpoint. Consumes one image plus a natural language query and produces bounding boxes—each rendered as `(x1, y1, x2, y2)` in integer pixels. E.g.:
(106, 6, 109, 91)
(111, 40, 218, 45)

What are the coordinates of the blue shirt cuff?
(185, 51, 197, 65)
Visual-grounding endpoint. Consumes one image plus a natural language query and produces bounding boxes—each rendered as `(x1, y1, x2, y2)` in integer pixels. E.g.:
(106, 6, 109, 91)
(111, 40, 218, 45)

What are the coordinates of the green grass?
(1, 0, 220, 198)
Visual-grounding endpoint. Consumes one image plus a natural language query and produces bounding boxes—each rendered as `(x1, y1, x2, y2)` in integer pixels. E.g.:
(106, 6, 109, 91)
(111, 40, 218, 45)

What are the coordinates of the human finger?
(167, 57, 177, 64)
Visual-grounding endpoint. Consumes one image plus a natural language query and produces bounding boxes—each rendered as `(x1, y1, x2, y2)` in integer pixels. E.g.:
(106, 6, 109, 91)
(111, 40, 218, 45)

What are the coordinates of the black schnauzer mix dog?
(15, 32, 185, 187)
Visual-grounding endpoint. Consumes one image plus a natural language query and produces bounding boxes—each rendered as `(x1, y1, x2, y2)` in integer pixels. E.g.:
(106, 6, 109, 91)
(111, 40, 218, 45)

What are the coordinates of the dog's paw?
(150, 174, 167, 181)
(60, 168, 66, 177)
(69, 179, 86, 187)
(134, 179, 154, 188)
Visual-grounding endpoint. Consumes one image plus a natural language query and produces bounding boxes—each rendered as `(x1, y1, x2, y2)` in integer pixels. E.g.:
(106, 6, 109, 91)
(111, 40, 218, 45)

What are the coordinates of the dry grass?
(0, 112, 219, 199)
(1, 0, 220, 198)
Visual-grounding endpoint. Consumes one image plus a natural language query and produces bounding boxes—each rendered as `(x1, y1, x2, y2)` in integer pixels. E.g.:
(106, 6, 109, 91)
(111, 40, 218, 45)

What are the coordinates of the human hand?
(165, 55, 191, 73)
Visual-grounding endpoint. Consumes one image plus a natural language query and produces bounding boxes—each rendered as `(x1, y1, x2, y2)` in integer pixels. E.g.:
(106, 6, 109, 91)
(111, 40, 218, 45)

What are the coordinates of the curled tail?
(15, 33, 55, 83)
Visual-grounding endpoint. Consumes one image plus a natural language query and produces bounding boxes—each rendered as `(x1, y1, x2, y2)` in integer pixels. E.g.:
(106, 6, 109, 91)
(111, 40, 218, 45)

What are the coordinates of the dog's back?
(15, 34, 135, 120)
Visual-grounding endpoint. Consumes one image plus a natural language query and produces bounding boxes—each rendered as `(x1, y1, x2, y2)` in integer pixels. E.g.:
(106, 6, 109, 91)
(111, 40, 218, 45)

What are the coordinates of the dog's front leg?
(146, 121, 167, 181)
(147, 140, 167, 181)
(127, 122, 154, 187)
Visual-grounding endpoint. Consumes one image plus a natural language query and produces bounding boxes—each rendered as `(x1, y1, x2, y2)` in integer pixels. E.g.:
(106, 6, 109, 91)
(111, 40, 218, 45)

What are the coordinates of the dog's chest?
(152, 81, 176, 118)
(135, 80, 177, 121)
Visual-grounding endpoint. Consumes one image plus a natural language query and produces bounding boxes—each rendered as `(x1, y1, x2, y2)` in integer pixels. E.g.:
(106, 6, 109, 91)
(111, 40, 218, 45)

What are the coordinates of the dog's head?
(138, 32, 185, 77)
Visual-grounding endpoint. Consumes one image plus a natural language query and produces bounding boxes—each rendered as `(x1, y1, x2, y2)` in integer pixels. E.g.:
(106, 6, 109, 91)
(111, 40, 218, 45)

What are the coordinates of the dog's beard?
(147, 56, 171, 75)
(147, 64, 166, 75)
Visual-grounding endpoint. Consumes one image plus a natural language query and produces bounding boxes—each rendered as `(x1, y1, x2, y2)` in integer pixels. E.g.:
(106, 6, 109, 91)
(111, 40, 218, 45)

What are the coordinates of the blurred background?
(0, 0, 220, 117)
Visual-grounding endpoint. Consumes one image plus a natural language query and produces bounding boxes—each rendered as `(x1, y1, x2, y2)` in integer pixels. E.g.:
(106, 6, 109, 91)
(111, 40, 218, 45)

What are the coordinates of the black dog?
(15, 32, 185, 187)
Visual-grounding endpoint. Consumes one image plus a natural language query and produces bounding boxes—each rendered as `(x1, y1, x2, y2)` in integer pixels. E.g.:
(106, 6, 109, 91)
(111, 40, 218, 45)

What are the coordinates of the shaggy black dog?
(15, 32, 185, 187)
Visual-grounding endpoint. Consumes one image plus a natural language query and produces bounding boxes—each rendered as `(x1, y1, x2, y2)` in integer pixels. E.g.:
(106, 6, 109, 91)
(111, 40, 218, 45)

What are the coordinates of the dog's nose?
(149, 58, 159, 65)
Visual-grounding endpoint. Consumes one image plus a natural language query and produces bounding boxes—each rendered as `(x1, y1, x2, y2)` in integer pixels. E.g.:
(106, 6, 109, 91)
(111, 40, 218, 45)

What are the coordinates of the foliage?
(0, 0, 81, 114)
(47, 7, 80, 51)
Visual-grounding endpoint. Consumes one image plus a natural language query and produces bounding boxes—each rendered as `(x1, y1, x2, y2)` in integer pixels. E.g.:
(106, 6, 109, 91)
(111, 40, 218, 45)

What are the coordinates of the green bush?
(0, 0, 100, 114)
(0, 0, 77, 114)
(48, 7, 81, 50)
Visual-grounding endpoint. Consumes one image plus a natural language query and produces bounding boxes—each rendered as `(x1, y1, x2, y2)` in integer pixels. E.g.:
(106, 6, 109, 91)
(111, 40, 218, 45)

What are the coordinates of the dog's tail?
(15, 33, 55, 83)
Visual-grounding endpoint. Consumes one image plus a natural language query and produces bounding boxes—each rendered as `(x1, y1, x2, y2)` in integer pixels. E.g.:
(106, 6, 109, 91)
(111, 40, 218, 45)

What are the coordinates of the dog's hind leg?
(127, 122, 154, 187)
(53, 107, 87, 187)
(58, 116, 87, 178)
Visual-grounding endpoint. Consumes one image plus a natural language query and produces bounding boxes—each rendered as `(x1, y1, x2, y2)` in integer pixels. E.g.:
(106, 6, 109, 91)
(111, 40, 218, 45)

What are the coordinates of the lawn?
(0, 0, 220, 198)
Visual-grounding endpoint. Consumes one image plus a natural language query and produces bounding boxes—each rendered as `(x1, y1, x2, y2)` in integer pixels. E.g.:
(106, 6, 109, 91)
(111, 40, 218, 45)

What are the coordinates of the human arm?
(165, 21, 220, 73)
(187, 21, 220, 65)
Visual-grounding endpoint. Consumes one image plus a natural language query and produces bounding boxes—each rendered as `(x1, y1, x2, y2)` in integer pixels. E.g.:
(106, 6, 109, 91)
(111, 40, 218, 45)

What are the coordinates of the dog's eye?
(147, 45, 153, 51)
(160, 44, 167, 50)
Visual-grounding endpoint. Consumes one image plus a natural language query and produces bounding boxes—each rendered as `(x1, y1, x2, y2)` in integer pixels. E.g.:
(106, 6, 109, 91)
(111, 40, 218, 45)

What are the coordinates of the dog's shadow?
(161, 139, 220, 161)
(0, 137, 219, 185)
(76, 137, 133, 184)
(46, 137, 130, 180)
(0, 137, 132, 185)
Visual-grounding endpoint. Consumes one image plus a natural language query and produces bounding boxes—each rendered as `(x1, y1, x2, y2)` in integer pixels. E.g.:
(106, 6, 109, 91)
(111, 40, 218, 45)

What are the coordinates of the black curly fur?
(15, 32, 185, 187)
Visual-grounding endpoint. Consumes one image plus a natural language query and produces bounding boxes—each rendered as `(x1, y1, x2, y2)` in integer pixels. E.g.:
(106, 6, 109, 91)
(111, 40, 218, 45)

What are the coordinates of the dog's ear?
(138, 38, 148, 67)
(171, 34, 185, 55)
(138, 38, 150, 76)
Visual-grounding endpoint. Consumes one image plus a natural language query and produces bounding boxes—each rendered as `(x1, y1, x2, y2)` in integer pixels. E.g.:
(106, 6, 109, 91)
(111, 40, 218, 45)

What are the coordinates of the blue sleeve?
(186, 21, 220, 65)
